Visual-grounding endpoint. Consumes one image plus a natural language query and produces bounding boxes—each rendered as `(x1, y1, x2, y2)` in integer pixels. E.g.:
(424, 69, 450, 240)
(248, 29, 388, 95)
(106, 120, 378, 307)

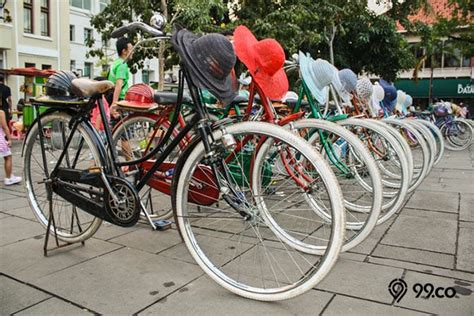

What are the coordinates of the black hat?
(172, 28, 237, 105)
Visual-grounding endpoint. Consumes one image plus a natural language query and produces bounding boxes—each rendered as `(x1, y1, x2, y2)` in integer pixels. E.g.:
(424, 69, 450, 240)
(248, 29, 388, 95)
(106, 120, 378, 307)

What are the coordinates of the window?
(42, 64, 52, 70)
(70, 25, 75, 41)
(102, 64, 110, 73)
(70, 60, 76, 71)
(24, 0, 33, 34)
(425, 50, 442, 69)
(99, 0, 110, 12)
(84, 62, 93, 78)
(443, 42, 461, 68)
(142, 70, 150, 84)
(409, 44, 423, 59)
(40, 0, 50, 36)
(25, 62, 36, 68)
(70, 0, 91, 10)
(462, 55, 471, 68)
(84, 28, 92, 44)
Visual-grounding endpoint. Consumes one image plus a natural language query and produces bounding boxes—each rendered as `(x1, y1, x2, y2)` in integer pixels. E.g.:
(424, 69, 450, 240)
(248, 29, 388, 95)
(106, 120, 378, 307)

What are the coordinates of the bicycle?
(24, 16, 346, 301)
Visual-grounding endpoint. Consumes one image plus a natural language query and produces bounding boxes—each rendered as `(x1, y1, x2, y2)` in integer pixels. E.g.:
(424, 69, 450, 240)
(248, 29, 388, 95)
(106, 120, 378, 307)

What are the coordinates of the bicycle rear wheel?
(172, 121, 345, 301)
(24, 112, 102, 243)
(291, 119, 383, 252)
(338, 118, 410, 225)
(112, 113, 184, 221)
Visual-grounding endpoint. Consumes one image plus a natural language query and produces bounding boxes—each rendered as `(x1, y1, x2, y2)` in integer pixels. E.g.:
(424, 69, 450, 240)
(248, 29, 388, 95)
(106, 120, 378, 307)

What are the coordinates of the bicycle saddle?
(153, 91, 192, 105)
(284, 98, 309, 109)
(71, 78, 114, 98)
(230, 94, 249, 105)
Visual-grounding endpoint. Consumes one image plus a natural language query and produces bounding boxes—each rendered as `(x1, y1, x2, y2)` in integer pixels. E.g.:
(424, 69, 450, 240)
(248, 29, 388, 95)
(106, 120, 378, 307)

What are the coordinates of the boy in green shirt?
(108, 37, 133, 118)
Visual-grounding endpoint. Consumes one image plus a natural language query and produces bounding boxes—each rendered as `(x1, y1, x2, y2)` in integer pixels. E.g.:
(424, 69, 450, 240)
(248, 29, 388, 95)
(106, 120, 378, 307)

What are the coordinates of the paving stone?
(16, 297, 94, 315)
(348, 218, 395, 255)
(0, 184, 26, 196)
(33, 247, 204, 314)
(439, 179, 474, 193)
(316, 259, 404, 303)
(160, 242, 198, 265)
(459, 194, 474, 222)
(4, 206, 37, 221)
(322, 294, 427, 316)
(109, 226, 182, 254)
(381, 214, 457, 254)
(406, 191, 458, 213)
(456, 227, 474, 273)
(373, 244, 454, 269)
(0, 276, 50, 315)
(460, 221, 474, 229)
(140, 276, 333, 315)
(416, 185, 448, 192)
(0, 212, 11, 219)
(401, 208, 457, 221)
(396, 271, 474, 315)
(0, 216, 45, 246)
(367, 257, 474, 283)
(0, 237, 122, 282)
(340, 252, 367, 262)
(0, 190, 21, 201)
(0, 196, 30, 212)
(92, 221, 140, 240)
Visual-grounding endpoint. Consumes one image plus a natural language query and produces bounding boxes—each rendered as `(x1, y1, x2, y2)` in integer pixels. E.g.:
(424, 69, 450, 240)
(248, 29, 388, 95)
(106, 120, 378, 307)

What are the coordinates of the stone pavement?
(1, 140, 473, 315)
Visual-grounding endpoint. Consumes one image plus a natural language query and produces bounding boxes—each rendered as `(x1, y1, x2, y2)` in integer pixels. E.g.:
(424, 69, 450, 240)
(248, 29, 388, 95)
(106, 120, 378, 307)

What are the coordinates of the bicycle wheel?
(112, 113, 184, 221)
(405, 119, 436, 172)
(442, 119, 473, 151)
(414, 119, 444, 166)
(290, 119, 382, 252)
(172, 121, 344, 301)
(383, 118, 431, 193)
(24, 112, 102, 243)
(338, 118, 411, 225)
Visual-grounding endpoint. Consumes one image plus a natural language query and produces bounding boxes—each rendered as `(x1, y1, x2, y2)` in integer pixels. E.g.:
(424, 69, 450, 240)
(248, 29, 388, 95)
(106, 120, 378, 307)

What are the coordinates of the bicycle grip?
(111, 25, 129, 38)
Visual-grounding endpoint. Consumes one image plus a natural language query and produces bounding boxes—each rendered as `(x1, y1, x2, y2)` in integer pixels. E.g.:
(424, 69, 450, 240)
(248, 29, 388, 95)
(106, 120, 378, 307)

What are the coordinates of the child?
(0, 109, 21, 185)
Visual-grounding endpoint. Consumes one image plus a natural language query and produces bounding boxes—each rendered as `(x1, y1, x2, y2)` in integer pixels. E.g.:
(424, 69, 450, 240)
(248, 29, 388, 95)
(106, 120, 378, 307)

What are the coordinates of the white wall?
(69, 0, 159, 83)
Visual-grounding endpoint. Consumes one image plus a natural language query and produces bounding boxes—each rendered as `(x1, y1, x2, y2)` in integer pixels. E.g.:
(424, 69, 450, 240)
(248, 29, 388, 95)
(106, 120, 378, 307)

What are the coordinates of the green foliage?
(87, 0, 227, 73)
(233, 0, 416, 81)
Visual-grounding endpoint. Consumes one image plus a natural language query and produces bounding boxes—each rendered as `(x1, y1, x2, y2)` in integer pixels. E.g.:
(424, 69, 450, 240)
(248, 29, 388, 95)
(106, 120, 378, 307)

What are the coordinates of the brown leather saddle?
(71, 78, 115, 98)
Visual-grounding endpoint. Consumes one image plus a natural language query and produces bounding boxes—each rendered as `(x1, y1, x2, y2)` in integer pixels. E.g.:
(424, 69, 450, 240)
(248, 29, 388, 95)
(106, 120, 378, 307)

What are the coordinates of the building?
(1, 0, 70, 105)
(1, 0, 160, 106)
(69, 0, 114, 79)
(69, 0, 159, 85)
(394, 0, 473, 110)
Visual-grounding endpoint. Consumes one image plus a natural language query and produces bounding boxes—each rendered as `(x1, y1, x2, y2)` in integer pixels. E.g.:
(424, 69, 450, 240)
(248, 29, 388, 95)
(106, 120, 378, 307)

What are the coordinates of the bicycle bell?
(150, 13, 166, 30)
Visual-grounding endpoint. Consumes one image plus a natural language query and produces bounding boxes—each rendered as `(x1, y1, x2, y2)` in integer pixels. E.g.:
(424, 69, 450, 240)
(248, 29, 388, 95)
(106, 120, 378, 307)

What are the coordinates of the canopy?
(2, 67, 57, 77)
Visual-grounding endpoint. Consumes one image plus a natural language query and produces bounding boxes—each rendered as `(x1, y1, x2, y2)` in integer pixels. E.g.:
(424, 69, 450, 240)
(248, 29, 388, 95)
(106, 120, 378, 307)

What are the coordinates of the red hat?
(116, 83, 156, 110)
(234, 25, 288, 100)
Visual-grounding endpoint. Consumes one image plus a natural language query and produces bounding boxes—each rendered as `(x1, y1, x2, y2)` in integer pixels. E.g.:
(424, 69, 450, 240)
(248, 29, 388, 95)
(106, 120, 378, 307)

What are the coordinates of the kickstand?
(43, 187, 84, 257)
(140, 201, 157, 230)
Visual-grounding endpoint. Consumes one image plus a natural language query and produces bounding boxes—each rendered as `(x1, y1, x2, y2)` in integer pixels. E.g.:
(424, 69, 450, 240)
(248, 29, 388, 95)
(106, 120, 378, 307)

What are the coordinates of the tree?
(87, 0, 227, 89)
(408, 0, 472, 103)
(233, 0, 416, 81)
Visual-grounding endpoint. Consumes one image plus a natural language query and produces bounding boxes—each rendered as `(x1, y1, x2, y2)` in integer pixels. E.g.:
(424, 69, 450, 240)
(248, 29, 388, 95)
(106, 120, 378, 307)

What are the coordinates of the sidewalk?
(1, 140, 473, 315)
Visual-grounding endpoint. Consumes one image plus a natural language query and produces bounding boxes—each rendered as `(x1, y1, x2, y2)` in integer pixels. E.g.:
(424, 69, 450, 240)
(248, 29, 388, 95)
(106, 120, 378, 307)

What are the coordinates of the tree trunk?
(429, 55, 434, 105)
(328, 24, 337, 65)
(158, 0, 168, 91)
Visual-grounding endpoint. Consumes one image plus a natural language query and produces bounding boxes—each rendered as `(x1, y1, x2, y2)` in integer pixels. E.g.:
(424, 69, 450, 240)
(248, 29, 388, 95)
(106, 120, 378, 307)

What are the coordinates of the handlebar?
(110, 21, 165, 38)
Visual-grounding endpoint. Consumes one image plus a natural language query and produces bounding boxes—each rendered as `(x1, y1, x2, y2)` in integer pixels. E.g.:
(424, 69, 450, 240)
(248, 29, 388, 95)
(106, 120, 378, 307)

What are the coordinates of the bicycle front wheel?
(172, 121, 345, 301)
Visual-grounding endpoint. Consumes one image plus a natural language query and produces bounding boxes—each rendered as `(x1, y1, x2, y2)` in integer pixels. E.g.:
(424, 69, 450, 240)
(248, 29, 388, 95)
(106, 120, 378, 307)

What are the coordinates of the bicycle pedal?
(153, 220, 172, 231)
